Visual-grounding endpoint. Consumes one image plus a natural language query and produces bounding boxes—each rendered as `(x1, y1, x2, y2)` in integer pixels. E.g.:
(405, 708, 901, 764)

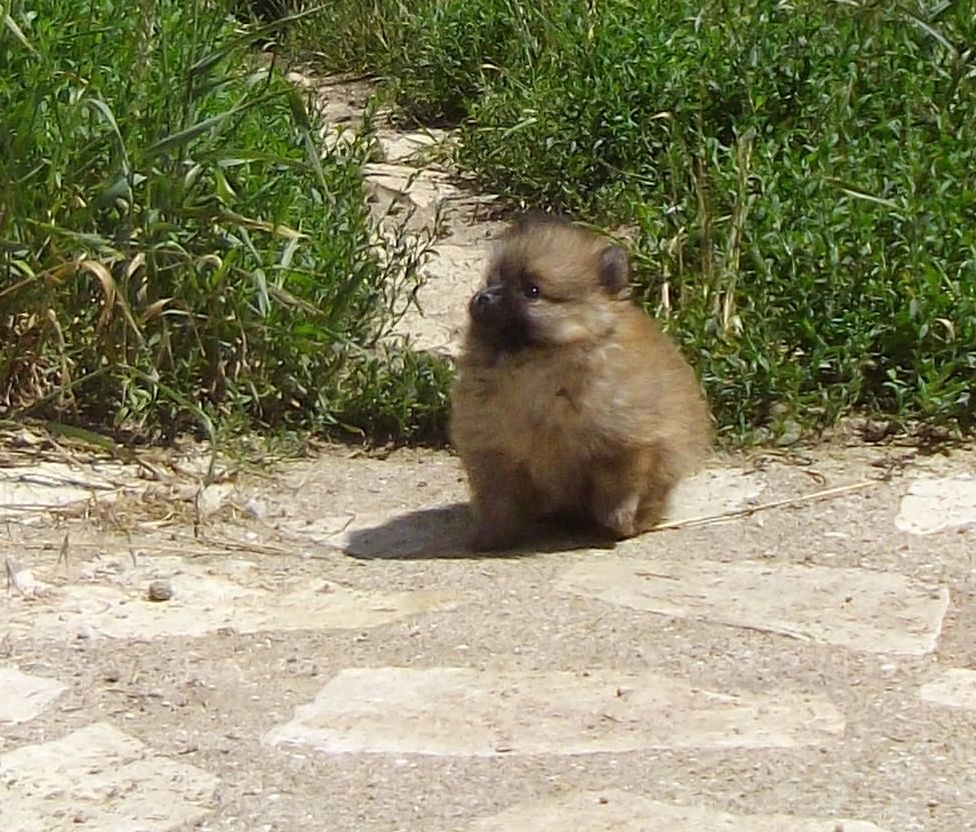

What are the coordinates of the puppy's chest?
(488, 357, 592, 439)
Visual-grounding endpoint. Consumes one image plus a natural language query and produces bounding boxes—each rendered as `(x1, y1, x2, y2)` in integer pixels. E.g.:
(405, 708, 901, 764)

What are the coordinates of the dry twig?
(655, 479, 879, 531)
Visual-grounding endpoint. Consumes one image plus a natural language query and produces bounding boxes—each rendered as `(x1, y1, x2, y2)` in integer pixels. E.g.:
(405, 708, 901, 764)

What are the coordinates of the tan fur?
(450, 216, 712, 551)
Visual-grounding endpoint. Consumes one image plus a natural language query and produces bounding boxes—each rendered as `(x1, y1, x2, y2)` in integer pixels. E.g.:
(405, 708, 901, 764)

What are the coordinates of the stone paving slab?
(459, 790, 891, 832)
(895, 474, 976, 535)
(666, 467, 768, 521)
(0, 666, 65, 724)
(0, 460, 134, 516)
(5, 555, 459, 640)
(265, 666, 845, 756)
(397, 237, 496, 357)
(918, 668, 976, 710)
(0, 722, 218, 832)
(558, 558, 950, 655)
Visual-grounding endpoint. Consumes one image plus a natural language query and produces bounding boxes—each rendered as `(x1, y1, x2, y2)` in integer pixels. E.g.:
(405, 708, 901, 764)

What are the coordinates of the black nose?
(470, 288, 498, 322)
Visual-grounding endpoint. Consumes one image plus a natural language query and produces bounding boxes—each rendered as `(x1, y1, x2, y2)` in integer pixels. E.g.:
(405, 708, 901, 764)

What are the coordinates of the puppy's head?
(468, 214, 630, 352)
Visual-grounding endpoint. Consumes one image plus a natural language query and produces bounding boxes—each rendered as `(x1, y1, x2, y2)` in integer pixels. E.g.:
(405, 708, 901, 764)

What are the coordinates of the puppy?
(450, 214, 711, 551)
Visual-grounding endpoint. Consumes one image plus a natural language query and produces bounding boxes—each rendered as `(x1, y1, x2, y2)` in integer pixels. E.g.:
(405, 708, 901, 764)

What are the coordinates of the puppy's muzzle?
(469, 286, 504, 324)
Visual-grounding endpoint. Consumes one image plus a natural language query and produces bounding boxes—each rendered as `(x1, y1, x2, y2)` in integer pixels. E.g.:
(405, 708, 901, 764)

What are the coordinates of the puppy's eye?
(523, 282, 541, 299)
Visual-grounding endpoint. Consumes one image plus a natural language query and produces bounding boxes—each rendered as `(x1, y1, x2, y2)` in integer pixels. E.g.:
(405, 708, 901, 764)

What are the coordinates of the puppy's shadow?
(343, 503, 615, 560)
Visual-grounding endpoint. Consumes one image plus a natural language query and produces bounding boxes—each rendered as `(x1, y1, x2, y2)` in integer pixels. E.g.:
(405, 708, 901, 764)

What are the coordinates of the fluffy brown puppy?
(450, 214, 712, 551)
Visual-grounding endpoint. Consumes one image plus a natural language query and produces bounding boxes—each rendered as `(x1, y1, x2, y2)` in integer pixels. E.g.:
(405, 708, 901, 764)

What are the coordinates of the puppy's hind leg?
(634, 442, 690, 533)
(585, 450, 654, 540)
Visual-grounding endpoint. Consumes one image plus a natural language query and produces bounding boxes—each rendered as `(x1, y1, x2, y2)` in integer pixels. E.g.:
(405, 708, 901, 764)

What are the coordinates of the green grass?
(0, 0, 449, 444)
(289, 0, 543, 126)
(286, 0, 402, 76)
(7, 0, 972, 447)
(300, 0, 976, 440)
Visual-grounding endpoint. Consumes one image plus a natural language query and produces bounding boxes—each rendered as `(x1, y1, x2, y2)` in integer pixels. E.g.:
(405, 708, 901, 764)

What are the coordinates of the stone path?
(1, 439, 975, 831)
(288, 71, 503, 360)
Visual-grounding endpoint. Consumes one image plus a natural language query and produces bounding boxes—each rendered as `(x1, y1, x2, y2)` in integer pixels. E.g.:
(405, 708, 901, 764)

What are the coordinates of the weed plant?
(306, 0, 976, 437)
(290, 0, 546, 126)
(286, 0, 404, 75)
(0, 0, 449, 442)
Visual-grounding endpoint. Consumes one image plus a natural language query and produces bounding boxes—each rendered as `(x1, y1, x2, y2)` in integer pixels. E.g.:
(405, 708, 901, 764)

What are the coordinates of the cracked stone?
(895, 475, 976, 535)
(460, 790, 890, 832)
(557, 558, 949, 655)
(0, 722, 218, 832)
(0, 666, 66, 724)
(264, 666, 844, 756)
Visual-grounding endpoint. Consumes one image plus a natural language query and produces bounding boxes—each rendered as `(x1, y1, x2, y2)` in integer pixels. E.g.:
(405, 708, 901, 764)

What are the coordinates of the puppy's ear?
(599, 245, 630, 294)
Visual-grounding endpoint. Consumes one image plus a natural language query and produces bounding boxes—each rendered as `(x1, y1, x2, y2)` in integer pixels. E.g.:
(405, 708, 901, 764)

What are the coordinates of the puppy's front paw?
(594, 493, 639, 540)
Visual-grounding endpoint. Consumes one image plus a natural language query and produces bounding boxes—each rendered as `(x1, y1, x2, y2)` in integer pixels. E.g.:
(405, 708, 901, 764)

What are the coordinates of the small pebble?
(147, 580, 174, 602)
